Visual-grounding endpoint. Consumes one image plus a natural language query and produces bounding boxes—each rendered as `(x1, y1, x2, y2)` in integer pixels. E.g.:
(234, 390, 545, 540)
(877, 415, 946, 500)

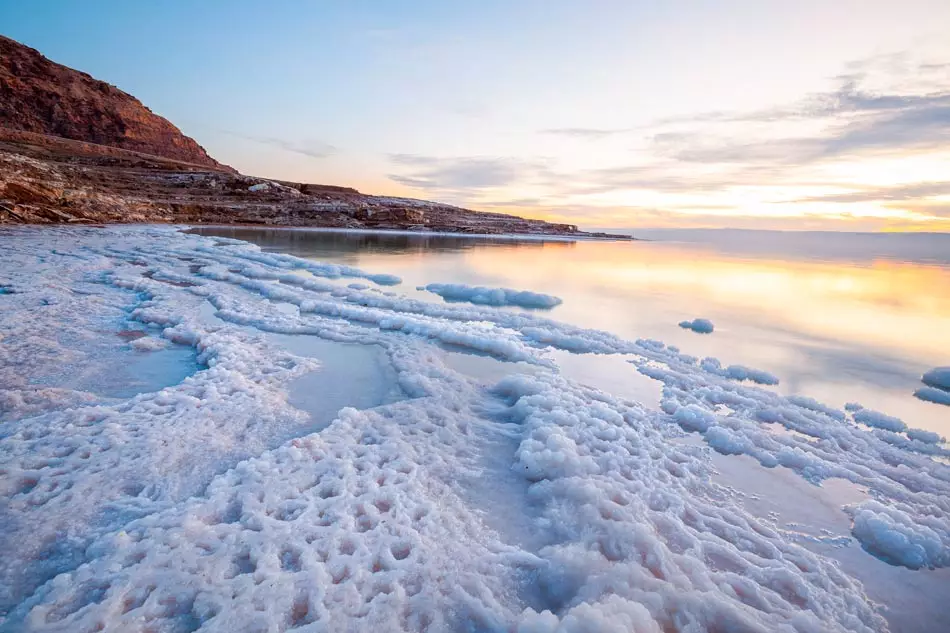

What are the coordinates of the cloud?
(647, 66, 950, 166)
(539, 127, 630, 139)
(884, 201, 950, 219)
(260, 137, 338, 159)
(388, 154, 552, 194)
(539, 162, 794, 196)
(650, 101, 950, 167)
(495, 201, 903, 232)
(820, 98, 950, 156)
(654, 60, 950, 127)
(477, 197, 547, 208)
(223, 130, 338, 159)
(388, 53, 950, 231)
(786, 182, 950, 204)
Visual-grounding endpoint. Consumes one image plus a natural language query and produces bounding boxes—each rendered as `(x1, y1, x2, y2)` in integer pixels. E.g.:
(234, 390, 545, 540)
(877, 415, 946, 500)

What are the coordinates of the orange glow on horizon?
(456, 240, 950, 363)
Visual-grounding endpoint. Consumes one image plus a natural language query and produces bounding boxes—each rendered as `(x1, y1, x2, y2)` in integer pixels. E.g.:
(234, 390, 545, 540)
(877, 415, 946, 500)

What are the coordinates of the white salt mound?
(914, 386, 950, 407)
(906, 427, 945, 445)
(850, 501, 950, 569)
(921, 366, 950, 391)
(853, 408, 907, 433)
(678, 317, 714, 333)
(3, 225, 949, 632)
(700, 357, 780, 385)
(422, 283, 562, 309)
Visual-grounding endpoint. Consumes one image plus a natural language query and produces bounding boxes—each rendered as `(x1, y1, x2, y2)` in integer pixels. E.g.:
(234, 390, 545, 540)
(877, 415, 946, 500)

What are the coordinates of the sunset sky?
(2, 0, 949, 231)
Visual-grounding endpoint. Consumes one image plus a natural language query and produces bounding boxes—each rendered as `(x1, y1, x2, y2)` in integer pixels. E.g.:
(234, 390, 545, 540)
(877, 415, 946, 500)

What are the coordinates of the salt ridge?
(1, 226, 948, 632)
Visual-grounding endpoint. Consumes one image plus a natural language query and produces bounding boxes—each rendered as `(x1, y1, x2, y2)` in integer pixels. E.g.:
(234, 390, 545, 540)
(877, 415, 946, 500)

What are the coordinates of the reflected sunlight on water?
(191, 227, 950, 435)
(475, 240, 950, 363)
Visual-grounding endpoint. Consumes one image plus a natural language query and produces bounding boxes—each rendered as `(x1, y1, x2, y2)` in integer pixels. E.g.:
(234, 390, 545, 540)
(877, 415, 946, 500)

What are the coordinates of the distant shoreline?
(182, 224, 637, 242)
(0, 221, 636, 241)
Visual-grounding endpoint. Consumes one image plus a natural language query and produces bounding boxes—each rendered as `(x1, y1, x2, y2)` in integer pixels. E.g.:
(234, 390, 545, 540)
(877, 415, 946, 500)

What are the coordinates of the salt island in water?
(2, 225, 949, 633)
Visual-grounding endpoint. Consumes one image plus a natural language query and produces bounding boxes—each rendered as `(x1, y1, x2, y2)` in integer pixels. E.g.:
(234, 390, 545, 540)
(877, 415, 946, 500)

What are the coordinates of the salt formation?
(921, 367, 950, 391)
(678, 317, 715, 334)
(915, 386, 950, 406)
(1, 226, 947, 632)
(421, 283, 563, 309)
(916, 367, 950, 406)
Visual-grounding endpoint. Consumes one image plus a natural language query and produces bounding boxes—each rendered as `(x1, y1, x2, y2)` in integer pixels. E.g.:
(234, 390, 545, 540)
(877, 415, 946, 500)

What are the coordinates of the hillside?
(0, 35, 624, 238)
(0, 34, 230, 171)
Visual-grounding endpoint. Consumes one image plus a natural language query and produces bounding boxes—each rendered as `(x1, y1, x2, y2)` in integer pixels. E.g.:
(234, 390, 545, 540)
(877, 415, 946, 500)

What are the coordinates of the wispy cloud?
(654, 54, 950, 128)
(562, 59, 950, 204)
(477, 197, 547, 208)
(388, 53, 950, 230)
(388, 154, 552, 198)
(261, 137, 338, 159)
(785, 181, 950, 204)
(885, 202, 950, 219)
(536, 162, 794, 196)
(539, 127, 630, 140)
(649, 82, 950, 166)
(224, 130, 338, 159)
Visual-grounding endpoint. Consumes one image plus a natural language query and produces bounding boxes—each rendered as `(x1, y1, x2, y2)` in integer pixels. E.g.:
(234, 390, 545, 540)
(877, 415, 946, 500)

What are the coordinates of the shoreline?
(181, 223, 637, 242)
(0, 222, 635, 242)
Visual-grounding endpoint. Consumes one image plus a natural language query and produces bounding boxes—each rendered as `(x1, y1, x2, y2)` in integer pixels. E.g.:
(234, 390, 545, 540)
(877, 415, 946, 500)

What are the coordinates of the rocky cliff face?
(0, 35, 626, 238)
(0, 35, 230, 171)
(0, 130, 612, 236)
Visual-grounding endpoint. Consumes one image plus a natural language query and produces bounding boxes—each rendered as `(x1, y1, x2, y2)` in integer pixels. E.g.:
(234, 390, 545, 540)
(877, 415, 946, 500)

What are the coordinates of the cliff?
(0, 35, 626, 238)
(0, 35, 231, 171)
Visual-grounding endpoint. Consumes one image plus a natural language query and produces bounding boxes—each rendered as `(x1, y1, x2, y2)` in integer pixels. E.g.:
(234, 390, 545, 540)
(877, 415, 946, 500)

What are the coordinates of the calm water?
(190, 227, 950, 437)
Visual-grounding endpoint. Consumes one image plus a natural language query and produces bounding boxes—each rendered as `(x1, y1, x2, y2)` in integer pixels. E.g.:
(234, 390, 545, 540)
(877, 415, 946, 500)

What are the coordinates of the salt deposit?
(678, 318, 715, 334)
(1, 225, 947, 632)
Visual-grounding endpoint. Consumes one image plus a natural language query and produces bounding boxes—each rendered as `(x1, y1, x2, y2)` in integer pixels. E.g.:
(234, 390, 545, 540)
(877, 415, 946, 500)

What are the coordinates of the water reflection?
(189, 227, 950, 434)
(633, 228, 950, 266)
(189, 226, 574, 262)
(32, 336, 199, 399)
(529, 242, 950, 364)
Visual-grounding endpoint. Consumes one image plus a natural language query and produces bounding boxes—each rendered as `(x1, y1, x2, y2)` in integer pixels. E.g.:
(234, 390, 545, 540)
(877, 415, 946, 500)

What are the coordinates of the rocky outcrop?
(0, 131, 628, 238)
(0, 35, 629, 238)
(0, 35, 231, 171)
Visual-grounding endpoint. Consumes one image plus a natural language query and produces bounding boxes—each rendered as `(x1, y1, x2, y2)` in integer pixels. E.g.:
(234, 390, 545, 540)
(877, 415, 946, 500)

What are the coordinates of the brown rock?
(0, 36, 631, 238)
(355, 207, 426, 224)
(0, 35, 232, 171)
(3, 181, 60, 205)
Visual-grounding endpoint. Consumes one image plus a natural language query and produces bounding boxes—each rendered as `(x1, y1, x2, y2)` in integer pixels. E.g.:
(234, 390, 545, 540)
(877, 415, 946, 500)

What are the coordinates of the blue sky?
(2, 0, 949, 231)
